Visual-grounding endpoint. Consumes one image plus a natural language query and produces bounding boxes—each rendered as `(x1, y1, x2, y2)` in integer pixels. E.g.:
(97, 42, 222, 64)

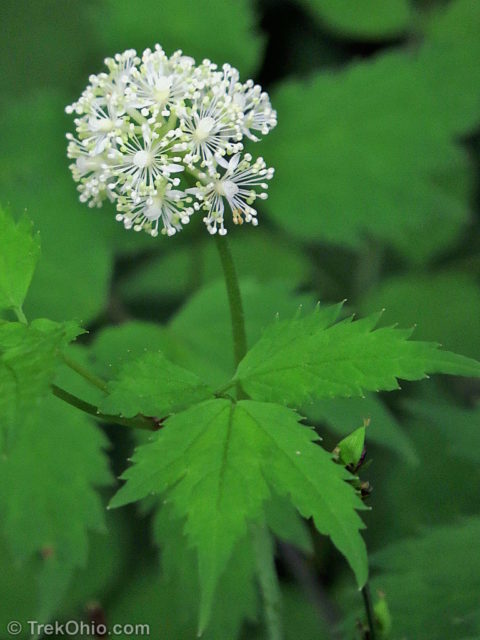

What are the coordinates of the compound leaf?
(110, 398, 366, 631)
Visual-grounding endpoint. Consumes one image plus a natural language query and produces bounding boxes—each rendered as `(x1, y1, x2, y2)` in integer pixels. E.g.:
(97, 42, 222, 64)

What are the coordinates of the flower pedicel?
(66, 46, 276, 237)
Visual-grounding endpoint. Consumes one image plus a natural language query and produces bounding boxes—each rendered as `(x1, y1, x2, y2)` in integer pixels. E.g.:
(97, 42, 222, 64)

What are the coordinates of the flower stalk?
(214, 234, 247, 375)
(215, 234, 283, 640)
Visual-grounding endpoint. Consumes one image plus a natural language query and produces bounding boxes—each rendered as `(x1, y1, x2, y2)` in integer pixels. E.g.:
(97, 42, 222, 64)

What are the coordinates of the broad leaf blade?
(239, 401, 368, 588)
(234, 310, 480, 406)
(111, 398, 367, 630)
(110, 398, 270, 629)
(0, 206, 40, 312)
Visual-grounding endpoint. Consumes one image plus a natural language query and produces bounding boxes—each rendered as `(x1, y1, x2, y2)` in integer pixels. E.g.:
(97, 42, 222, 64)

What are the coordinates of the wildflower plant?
(66, 46, 276, 237)
(2, 31, 480, 640)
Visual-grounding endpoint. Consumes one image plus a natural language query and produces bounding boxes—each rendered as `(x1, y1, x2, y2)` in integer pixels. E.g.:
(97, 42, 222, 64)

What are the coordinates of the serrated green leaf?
(234, 309, 480, 406)
(0, 319, 83, 448)
(110, 398, 269, 629)
(0, 395, 112, 576)
(110, 399, 366, 630)
(238, 401, 367, 587)
(100, 351, 214, 418)
(305, 394, 418, 464)
(154, 504, 258, 640)
(302, 0, 411, 39)
(0, 205, 40, 313)
(168, 280, 316, 387)
(87, 0, 264, 77)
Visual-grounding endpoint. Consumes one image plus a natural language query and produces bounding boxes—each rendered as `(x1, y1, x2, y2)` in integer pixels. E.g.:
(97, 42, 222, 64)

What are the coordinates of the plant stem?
(13, 306, 28, 324)
(51, 384, 158, 431)
(252, 524, 283, 640)
(62, 353, 109, 393)
(215, 233, 283, 640)
(362, 584, 377, 640)
(214, 234, 248, 370)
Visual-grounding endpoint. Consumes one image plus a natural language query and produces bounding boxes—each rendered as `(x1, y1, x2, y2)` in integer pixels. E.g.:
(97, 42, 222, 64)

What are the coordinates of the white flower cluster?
(66, 46, 276, 237)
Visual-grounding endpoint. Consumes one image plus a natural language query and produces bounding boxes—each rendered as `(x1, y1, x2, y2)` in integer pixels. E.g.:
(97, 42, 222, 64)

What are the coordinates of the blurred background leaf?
(87, 0, 264, 77)
(1, 0, 480, 637)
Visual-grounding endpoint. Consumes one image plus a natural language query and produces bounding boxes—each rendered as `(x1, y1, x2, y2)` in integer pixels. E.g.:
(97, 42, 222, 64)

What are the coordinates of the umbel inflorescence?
(66, 46, 277, 237)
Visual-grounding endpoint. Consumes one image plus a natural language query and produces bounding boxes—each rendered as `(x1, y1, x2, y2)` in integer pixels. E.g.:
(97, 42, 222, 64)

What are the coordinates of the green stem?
(51, 384, 158, 431)
(362, 584, 377, 640)
(215, 233, 283, 640)
(62, 353, 109, 393)
(214, 379, 236, 397)
(214, 234, 248, 370)
(13, 306, 28, 324)
(252, 524, 283, 640)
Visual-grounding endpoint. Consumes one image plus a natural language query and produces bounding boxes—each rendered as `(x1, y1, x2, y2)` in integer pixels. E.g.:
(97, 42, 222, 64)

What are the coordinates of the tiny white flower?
(72, 100, 126, 155)
(126, 45, 194, 119)
(233, 80, 277, 140)
(189, 153, 274, 235)
(116, 178, 194, 237)
(66, 45, 276, 237)
(179, 95, 243, 167)
(107, 124, 184, 195)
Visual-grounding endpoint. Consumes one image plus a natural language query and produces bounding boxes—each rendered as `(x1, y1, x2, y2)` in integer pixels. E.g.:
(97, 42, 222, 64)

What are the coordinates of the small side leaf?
(99, 351, 213, 418)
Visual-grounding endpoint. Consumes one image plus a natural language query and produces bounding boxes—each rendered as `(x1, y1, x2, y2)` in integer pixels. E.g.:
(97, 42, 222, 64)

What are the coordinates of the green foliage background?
(1, 0, 480, 638)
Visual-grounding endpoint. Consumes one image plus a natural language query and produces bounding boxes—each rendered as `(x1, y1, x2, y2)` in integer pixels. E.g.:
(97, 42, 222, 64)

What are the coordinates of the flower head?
(66, 46, 276, 237)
